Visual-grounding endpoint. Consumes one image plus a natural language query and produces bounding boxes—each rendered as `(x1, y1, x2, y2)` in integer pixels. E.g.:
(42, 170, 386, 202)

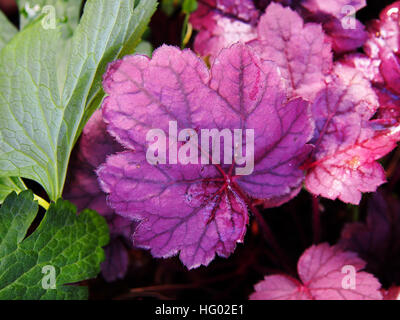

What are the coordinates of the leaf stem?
(34, 194, 50, 210)
(182, 21, 193, 48)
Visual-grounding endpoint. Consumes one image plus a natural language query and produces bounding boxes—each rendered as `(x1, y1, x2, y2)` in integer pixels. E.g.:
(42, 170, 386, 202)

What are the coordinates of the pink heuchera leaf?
(305, 63, 400, 204)
(364, 2, 400, 96)
(97, 43, 313, 269)
(302, 0, 366, 18)
(301, 0, 367, 54)
(250, 243, 382, 300)
(249, 2, 332, 101)
(341, 3, 400, 124)
(190, 0, 259, 60)
(322, 18, 367, 54)
(340, 191, 400, 286)
(64, 110, 135, 282)
(340, 53, 383, 84)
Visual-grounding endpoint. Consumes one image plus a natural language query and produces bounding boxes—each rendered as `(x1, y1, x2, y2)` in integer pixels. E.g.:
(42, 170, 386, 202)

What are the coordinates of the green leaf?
(0, 190, 109, 300)
(135, 40, 154, 57)
(0, 10, 17, 51)
(0, 0, 158, 201)
(161, 0, 182, 16)
(16, 0, 83, 34)
(0, 177, 27, 204)
(182, 0, 197, 14)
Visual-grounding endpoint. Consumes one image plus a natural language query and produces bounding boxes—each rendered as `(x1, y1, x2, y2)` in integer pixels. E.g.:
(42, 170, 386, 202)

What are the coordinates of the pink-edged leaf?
(340, 191, 400, 286)
(301, 0, 366, 18)
(364, 2, 400, 96)
(301, 0, 367, 53)
(340, 53, 383, 84)
(98, 44, 313, 269)
(340, 53, 400, 123)
(64, 110, 135, 282)
(305, 64, 400, 204)
(190, 0, 259, 59)
(250, 274, 310, 300)
(250, 243, 382, 300)
(323, 18, 367, 54)
(249, 2, 332, 101)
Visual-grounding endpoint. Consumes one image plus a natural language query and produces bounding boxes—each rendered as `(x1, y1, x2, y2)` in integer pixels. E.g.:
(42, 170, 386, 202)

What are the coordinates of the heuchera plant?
(1, 0, 400, 300)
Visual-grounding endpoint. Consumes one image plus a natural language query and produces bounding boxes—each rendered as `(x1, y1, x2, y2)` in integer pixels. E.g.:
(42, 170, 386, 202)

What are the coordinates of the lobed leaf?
(250, 243, 382, 300)
(0, 191, 109, 300)
(98, 43, 313, 269)
(305, 64, 400, 204)
(249, 3, 332, 101)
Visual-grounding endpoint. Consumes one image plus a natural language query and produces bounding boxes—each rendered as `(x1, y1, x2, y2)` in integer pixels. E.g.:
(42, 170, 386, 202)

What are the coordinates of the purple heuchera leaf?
(190, 0, 258, 60)
(97, 43, 313, 269)
(340, 191, 400, 286)
(301, 0, 368, 54)
(302, 0, 366, 18)
(322, 18, 367, 54)
(305, 63, 400, 204)
(191, 0, 365, 62)
(249, 2, 332, 101)
(250, 243, 382, 300)
(340, 53, 383, 84)
(364, 2, 400, 96)
(64, 110, 136, 282)
(341, 3, 400, 125)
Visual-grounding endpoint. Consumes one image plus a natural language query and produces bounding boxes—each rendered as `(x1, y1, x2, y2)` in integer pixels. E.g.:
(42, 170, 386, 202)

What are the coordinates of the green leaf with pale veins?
(0, 0, 158, 201)
(0, 10, 17, 50)
(0, 177, 27, 204)
(0, 190, 109, 300)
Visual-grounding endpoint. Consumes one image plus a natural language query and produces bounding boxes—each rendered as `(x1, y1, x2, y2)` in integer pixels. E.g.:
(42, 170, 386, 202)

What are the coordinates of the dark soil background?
(0, 0, 399, 300)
